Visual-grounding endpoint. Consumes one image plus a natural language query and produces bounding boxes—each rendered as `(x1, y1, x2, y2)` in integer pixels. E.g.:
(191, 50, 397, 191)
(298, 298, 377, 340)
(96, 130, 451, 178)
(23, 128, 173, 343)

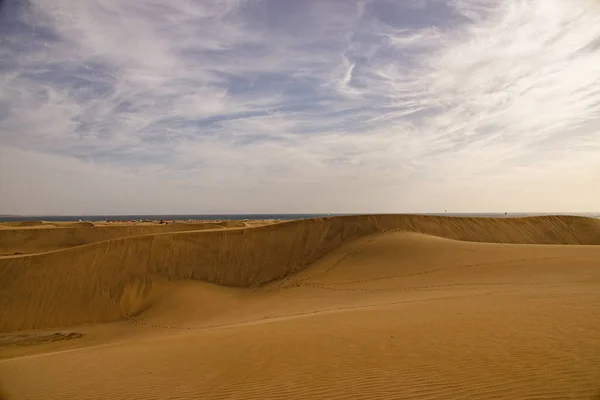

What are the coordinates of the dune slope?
(1, 230, 599, 399)
(0, 214, 599, 332)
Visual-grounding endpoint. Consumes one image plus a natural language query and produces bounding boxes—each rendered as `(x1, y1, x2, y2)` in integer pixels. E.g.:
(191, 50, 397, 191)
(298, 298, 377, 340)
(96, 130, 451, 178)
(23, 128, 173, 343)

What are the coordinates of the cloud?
(1, 0, 600, 214)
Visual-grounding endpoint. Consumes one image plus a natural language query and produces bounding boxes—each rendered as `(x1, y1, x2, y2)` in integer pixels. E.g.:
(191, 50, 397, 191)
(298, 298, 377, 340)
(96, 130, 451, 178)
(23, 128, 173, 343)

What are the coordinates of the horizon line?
(1, 211, 598, 218)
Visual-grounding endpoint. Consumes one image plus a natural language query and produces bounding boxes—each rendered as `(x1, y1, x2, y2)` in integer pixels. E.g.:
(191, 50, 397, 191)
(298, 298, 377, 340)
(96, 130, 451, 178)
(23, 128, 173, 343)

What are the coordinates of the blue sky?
(1, 0, 599, 214)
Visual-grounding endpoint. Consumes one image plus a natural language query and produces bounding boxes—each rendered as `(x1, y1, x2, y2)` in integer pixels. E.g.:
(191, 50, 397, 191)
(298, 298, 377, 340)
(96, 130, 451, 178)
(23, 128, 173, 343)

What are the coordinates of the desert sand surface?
(1, 214, 599, 399)
(0, 219, 270, 256)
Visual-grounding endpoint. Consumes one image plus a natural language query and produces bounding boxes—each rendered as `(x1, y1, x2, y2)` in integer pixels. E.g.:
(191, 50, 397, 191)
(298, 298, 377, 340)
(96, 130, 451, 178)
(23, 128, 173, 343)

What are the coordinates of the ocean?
(0, 212, 598, 222)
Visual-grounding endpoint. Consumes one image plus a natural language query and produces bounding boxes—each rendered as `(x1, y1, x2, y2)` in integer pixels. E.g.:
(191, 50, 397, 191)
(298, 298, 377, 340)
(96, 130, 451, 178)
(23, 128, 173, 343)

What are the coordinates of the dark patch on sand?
(0, 331, 84, 346)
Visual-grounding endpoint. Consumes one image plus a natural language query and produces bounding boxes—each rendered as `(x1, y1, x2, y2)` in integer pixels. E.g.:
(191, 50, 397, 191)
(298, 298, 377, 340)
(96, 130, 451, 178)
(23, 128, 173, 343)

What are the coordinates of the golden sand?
(0, 215, 599, 399)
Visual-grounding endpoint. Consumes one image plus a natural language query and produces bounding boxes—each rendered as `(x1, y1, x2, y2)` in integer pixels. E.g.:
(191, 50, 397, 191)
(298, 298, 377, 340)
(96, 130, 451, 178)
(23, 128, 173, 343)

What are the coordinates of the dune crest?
(1, 214, 599, 332)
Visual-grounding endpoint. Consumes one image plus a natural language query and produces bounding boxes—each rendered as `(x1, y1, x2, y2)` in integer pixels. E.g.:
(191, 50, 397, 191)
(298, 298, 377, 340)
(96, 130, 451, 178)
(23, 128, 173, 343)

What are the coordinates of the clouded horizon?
(1, 0, 599, 215)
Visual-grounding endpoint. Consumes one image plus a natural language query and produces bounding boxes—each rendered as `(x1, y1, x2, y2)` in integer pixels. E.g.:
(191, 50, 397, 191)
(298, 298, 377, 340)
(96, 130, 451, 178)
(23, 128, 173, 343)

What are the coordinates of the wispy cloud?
(1, 0, 599, 214)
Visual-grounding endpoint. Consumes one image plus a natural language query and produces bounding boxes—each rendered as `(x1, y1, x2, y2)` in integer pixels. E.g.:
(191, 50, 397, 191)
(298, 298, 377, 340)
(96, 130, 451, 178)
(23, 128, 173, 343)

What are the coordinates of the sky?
(1, 0, 599, 215)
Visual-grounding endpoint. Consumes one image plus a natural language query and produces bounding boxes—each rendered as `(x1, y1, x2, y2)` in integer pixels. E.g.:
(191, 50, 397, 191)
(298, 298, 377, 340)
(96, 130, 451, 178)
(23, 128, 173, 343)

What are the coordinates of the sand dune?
(60, 221, 96, 228)
(1, 215, 599, 399)
(218, 219, 248, 228)
(0, 221, 227, 255)
(1, 214, 599, 332)
(0, 220, 50, 227)
(0, 220, 96, 228)
(1, 227, 599, 399)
